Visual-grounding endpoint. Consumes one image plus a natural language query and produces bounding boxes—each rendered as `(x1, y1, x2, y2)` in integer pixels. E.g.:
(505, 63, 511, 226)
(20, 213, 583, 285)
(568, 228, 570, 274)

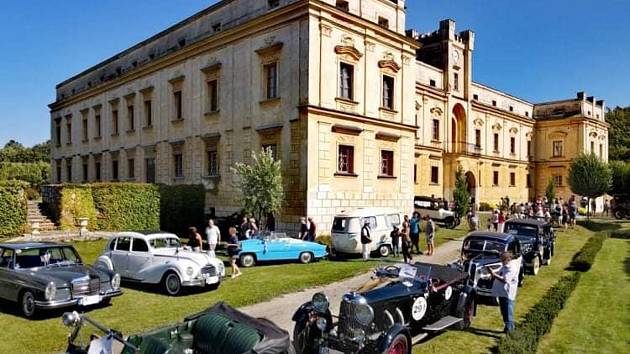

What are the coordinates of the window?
(430, 166, 439, 184)
(128, 158, 135, 179)
(510, 172, 516, 186)
(380, 150, 394, 177)
(212, 23, 222, 32)
(453, 73, 459, 91)
(552, 140, 563, 157)
(173, 90, 183, 119)
(54, 118, 61, 146)
(264, 62, 278, 99)
(413, 164, 418, 183)
(56, 163, 62, 182)
(131, 239, 149, 252)
(493, 171, 499, 186)
(382, 75, 394, 109)
(378, 16, 389, 28)
(82, 116, 88, 141)
(432, 119, 440, 140)
(207, 150, 219, 176)
(336, 0, 349, 11)
(590, 141, 595, 154)
(262, 144, 278, 160)
(475, 129, 481, 147)
(599, 143, 603, 158)
(112, 160, 119, 181)
(66, 119, 72, 144)
(553, 175, 563, 187)
(0, 249, 14, 268)
(95, 114, 102, 138)
(207, 79, 219, 112)
(339, 62, 354, 100)
(526, 174, 532, 188)
(268, 0, 279, 9)
(145, 158, 156, 183)
(112, 109, 119, 134)
(66, 159, 72, 182)
(127, 105, 135, 131)
(527, 141, 532, 157)
(95, 162, 101, 181)
(510, 137, 516, 154)
(492, 100, 497, 107)
(82, 162, 88, 182)
(338, 145, 354, 174)
(115, 237, 131, 251)
(525, 111, 530, 117)
(144, 100, 152, 127)
(509, 106, 514, 112)
(174, 153, 183, 178)
(493, 133, 499, 152)
(473, 94, 479, 100)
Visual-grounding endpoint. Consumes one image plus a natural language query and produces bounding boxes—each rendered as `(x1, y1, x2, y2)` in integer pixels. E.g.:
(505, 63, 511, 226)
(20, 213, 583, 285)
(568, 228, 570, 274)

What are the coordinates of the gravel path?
(240, 236, 465, 335)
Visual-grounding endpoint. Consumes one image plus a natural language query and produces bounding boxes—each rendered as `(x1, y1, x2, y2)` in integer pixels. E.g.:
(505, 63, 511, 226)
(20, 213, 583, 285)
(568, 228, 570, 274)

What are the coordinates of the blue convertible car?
(238, 232, 327, 267)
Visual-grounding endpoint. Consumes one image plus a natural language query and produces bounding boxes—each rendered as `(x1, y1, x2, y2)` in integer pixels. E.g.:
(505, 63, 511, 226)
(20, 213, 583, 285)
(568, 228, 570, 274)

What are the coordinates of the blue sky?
(1, 0, 628, 147)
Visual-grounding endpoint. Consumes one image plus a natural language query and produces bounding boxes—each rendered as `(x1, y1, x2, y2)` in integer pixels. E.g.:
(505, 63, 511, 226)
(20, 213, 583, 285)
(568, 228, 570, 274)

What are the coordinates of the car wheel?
(384, 333, 409, 354)
(293, 320, 318, 354)
(445, 218, 456, 229)
(163, 272, 182, 296)
(240, 254, 256, 268)
(20, 290, 37, 318)
(378, 245, 391, 258)
(530, 257, 540, 275)
(299, 252, 313, 264)
(100, 297, 112, 307)
(206, 281, 220, 291)
(613, 210, 625, 220)
(544, 257, 551, 266)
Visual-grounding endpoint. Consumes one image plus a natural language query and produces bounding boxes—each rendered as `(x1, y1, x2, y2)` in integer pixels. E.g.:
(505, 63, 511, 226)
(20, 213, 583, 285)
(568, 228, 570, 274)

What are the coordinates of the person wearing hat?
(360, 219, 372, 261)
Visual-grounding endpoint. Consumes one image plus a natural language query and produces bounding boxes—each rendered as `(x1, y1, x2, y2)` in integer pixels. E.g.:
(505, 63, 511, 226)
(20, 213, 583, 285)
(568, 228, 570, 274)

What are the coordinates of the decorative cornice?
(378, 59, 401, 73)
(332, 124, 363, 136)
(430, 107, 443, 117)
(334, 45, 363, 61)
(139, 85, 154, 94)
(201, 62, 222, 74)
(492, 123, 503, 131)
(255, 41, 284, 56)
(375, 132, 400, 142)
(319, 23, 332, 37)
(509, 127, 519, 135)
(473, 118, 484, 128)
(168, 75, 185, 84)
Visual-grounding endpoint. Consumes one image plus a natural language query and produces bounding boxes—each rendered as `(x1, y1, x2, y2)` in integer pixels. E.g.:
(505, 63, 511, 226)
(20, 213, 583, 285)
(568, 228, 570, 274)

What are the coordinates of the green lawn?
(536, 238, 630, 354)
(413, 226, 593, 354)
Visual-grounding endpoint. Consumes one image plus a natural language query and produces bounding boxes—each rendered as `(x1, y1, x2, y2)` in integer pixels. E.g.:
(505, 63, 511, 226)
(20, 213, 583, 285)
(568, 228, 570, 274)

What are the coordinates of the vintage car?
(239, 232, 327, 268)
(64, 302, 295, 354)
(0, 242, 121, 318)
(95, 232, 225, 296)
(413, 196, 460, 229)
(504, 218, 555, 274)
(452, 232, 524, 299)
(331, 208, 403, 257)
(292, 262, 475, 354)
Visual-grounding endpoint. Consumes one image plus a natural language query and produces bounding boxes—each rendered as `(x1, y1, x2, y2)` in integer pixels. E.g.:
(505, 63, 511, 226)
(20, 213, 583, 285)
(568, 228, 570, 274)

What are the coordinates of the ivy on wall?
(92, 183, 160, 231)
(159, 184, 206, 235)
(0, 181, 28, 236)
(58, 185, 97, 231)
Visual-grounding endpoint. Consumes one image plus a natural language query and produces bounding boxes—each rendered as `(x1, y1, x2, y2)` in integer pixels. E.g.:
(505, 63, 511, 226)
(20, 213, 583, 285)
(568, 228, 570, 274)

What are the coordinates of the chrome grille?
(72, 277, 100, 297)
(201, 265, 217, 277)
(338, 294, 362, 338)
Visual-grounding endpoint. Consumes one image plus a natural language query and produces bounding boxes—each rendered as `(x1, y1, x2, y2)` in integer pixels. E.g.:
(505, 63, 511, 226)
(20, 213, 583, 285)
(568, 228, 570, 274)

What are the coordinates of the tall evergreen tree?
(453, 166, 470, 218)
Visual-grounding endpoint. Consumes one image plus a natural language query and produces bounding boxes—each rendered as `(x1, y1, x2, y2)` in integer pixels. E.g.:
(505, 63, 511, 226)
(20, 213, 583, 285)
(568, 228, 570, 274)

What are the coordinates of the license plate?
(80, 295, 100, 306)
(205, 276, 218, 285)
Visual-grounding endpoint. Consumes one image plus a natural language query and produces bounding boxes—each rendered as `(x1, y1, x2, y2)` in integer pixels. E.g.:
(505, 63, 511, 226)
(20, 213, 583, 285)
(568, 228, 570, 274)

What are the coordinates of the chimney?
(576, 92, 585, 100)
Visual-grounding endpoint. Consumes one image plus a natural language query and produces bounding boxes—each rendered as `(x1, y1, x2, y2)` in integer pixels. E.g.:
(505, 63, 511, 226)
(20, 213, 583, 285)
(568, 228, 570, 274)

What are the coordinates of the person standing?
(306, 217, 317, 242)
(266, 213, 276, 232)
(491, 252, 520, 333)
(569, 196, 577, 228)
(226, 227, 242, 278)
(409, 212, 421, 254)
(401, 224, 413, 264)
(390, 226, 400, 258)
(492, 210, 499, 231)
(239, 217, 249, 240)
(360, 219, 372, 261)
(425, 216, 435, 256)
(298, 217, 308, 240)
(247, 218, 259, 238)
(603, 199, 610, 217)
(205, 219, 221, 257)
(498, 211, 505, 233)
(590, 199, 597, 217)
(188, 227, 203, 252)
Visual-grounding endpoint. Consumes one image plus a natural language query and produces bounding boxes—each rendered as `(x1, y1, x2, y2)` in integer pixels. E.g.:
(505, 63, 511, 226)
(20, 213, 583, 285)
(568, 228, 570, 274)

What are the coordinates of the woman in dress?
(226, 227, 242, 278)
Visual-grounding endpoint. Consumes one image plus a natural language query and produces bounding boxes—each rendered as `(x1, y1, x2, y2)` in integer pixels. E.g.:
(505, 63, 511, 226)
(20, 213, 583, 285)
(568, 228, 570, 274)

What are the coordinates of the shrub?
(479, 202, 496, 211)
(610, 230, 630, 240)
(159, 184, 205, 235)
(569, 232, 608, 271)
(577, 207, 587, 216)
(498, 272, 582, 354)
(0, 161, 50, 186)
(0, 184, 27, 236)
(58, 185, 97, 231)
(92, 183, 160, 231)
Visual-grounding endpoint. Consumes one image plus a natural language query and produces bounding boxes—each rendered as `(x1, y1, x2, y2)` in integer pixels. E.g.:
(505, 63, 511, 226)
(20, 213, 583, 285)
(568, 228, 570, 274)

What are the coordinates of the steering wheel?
(375, 265, 401, 278)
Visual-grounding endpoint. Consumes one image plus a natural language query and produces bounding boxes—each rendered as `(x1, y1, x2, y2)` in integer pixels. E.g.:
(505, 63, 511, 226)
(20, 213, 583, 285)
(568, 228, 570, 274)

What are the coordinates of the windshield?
(505, 224, 538, 238)
(149, 237, 181, 249)
(254, 232, 288, 241)
(463, 239, 505, 258)
(332, 217, 360, 233)
(14, 246, 81, 269)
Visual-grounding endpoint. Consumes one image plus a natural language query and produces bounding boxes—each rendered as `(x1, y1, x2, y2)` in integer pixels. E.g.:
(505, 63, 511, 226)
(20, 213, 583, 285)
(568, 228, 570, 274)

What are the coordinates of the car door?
(127, 238, 151, 280)
(110, 237, 131, 277)
(0, 248, 18, 300)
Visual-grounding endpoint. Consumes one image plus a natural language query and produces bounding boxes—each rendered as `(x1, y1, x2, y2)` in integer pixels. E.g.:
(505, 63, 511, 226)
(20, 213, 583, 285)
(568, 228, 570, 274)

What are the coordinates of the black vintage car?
(64, 302, 295, 354)
(453, 232, 524, 299)
(292, 262, 475, 354)
(504, 218, 555, 274)
(0, 242, 121, 318)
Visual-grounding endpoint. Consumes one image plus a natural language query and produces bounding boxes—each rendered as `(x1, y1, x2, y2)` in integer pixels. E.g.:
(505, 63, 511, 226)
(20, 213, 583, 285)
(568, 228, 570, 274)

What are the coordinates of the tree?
(545, 178, 556, 203)
(0, 139, 50, 163)
(231, 148, 284, 229)
(568, 153, 612, 219)
(453, 166, 470, 218)
(606, 106, 630, 162)
(609, 160, 630, 196)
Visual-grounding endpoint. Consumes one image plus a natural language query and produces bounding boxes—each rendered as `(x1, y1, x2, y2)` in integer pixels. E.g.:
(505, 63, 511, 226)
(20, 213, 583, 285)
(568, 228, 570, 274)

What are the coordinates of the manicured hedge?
(610, 230, 630, 239)
(92, 183, 160, 231)
(159, 184, 205, 235)
(479, 202, 497, 211)
(0, 182, 27, 236)
(497, 272, 582, 354)
(58, 185, 97, 231)
(569, 232, 608, 272)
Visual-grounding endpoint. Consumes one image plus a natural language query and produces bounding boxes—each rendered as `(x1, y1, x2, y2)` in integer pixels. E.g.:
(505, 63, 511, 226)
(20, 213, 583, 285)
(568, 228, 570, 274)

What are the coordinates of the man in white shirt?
(491, 252, 520, 333)
(205, 219, 221, 257)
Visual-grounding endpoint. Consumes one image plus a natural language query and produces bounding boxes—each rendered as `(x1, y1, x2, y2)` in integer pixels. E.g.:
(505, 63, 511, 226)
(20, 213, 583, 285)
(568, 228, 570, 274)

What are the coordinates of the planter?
(77, 217, 89, 235)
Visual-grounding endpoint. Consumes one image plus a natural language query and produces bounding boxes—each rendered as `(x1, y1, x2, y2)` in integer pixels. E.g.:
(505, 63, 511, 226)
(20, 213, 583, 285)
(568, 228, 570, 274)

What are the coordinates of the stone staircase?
(26, 200, 57, 232)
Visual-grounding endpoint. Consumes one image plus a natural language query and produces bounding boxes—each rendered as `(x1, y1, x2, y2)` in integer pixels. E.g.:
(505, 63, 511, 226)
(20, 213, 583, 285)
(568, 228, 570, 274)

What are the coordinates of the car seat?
(193, 313, 261, 354)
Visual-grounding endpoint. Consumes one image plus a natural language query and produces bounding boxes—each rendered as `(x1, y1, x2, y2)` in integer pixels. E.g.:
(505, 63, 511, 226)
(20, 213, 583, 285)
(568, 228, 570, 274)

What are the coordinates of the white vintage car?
(95, 232, 225, 296)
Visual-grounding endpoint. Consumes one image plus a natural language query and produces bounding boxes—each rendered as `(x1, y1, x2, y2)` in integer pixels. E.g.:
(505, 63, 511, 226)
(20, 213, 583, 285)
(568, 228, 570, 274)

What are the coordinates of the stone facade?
(50, 0, 608, 233)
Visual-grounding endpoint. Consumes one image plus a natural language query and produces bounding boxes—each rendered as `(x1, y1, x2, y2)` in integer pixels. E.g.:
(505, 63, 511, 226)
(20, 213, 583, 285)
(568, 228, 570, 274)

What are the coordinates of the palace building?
(50, 0, 608, 232)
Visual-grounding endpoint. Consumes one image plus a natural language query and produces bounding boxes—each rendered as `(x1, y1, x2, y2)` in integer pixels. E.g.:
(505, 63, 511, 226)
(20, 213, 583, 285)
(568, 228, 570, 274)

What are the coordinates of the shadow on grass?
(624, 245, 630, 281)
(0, 297, 114, 321)
(467, 326, 504, 340)
(578, 219, 622, 232)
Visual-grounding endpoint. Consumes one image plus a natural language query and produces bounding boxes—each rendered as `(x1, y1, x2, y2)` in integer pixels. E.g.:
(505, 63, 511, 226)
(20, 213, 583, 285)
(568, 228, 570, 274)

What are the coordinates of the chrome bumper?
(182, 275, 220, 287)
(34, 289, 122, 310)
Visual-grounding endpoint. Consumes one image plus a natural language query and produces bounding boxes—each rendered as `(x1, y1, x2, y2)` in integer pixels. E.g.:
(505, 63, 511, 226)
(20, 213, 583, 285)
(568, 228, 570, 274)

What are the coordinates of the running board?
(422, 316, 463, 331)
(411, 333, 428, 345)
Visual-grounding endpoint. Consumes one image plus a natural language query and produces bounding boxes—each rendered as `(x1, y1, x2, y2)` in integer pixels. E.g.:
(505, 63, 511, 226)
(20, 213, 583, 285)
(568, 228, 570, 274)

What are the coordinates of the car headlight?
(186, 267, 194, 276)
(111, 273, 121, 290)
(479, 266, 493, 281)
(312, 292, 329, 313)
(316, 317, 327, 331)
(45, 282, 57, 301)
(354, 303, 374, 327)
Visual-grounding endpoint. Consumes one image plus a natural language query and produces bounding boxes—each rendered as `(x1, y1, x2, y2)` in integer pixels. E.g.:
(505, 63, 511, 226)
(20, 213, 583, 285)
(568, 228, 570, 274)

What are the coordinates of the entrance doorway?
(465, 171, 476, 205)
